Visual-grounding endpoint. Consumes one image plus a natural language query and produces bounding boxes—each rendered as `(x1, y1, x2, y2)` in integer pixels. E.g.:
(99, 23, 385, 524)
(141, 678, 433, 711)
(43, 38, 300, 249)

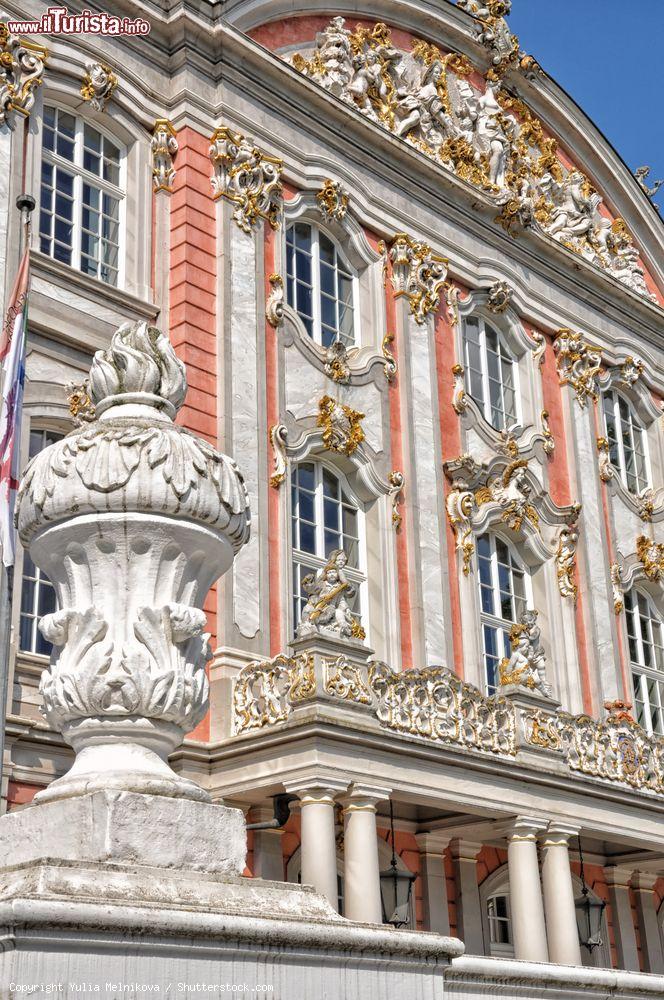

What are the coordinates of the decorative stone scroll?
(474, 459, 541, 534)
(80, 61, 117, 112)
(486, 279, 512, 314)
(266, 273, 285, 327)
(451, 364, 468, 414)
(596, 436, 613, 482)
(389, 234, 448, 324)
(619, 355, 645, 388)
(553, 329, 602, 407)
(318, 394, 365, 455)
(610, 562, 624, 615)
(0, 23, 47, 128)
(388, 470, 405, 530)
(540, 410, 554, 457)
(233, 652, 315, 733)
(317, 178, 349, 221)
(17, 319, 250, 804)
(151, 120, 178, 192)
(381, 332, 398, 383)
(286, 17, 655, 302)
(209, 126, 283, 232)
(269, 423, 288, 489)
(555, 519, 580, 602)
(446, 476, 476, 574)
(324, 341, 352, 383)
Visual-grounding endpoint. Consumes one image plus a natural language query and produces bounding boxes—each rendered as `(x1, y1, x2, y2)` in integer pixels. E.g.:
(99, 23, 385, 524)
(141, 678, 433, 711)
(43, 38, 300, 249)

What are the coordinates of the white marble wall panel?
(0, 130, 11, 310)
(229, 225, 261, 638)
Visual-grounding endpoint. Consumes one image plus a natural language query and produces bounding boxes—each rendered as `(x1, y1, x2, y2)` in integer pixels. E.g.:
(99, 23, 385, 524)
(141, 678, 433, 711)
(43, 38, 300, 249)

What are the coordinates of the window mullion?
(312, 230, 322, 346)
(480, 321, 491, 424)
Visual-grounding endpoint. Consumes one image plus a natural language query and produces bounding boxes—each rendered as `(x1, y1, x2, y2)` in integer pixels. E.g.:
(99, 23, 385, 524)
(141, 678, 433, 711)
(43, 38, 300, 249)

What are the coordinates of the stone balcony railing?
(232, 646, 664, 798)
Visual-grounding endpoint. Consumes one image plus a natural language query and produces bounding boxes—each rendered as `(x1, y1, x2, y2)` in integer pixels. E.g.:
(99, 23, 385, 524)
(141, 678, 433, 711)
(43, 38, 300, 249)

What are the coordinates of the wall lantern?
(379, 800, 416, 927)
(574, 836, 606, 952)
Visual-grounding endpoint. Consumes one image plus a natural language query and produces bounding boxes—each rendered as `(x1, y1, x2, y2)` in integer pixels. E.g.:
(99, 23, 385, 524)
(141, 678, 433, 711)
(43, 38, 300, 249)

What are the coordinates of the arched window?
(286, 222, 356, 347)
(486, 891, 513, 955)
(462, 316, 518, 431)
(476, 533, 530, 693)
(19, 428, 63, 655)
(626, 589, 664, 734)
(601, 390, 649, 494)
(39, 105, 124, 286)
(290, 461, 363, 632)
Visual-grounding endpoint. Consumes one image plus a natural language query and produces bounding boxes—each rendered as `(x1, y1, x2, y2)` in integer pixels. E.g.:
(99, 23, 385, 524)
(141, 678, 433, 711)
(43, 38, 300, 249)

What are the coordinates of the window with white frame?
(39, 106, 124, 286)
(290, 461, 364, 632)
(463, 316, 518, 431)
(627, 589, 664, 735)
(286, 222, 356, 348)
(602, 390, 650, 494)
(486, 892, 513, 954)
(476, 533, 531, 693)
(19, 428, 64, 656)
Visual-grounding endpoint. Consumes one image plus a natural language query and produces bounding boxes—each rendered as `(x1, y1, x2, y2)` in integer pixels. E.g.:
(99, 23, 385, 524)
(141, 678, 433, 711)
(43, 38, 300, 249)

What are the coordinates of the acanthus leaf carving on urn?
(209, 125, 283, 233)
(286, 17, 655, 303)
(17, 319, 250, 805)
(0, 23, 47, 128)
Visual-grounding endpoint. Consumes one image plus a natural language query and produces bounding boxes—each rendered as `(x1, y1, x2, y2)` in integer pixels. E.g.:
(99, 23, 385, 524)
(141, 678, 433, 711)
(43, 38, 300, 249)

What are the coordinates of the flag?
(0, 250, 30, 567)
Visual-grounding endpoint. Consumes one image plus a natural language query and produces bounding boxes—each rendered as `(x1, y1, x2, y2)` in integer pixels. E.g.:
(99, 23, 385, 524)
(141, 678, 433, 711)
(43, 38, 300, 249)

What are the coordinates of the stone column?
(287, 782, 345, 912)
(249, 806, 285, 883)
(506, 817, 549, 962)
(540, 823, 582, 965)
(605, 867, 639, 971)
(451, 839, 484, 955)
(632, 873, 664, 974)
(415, 833, 451, 935)
(342, 785, 390, 923)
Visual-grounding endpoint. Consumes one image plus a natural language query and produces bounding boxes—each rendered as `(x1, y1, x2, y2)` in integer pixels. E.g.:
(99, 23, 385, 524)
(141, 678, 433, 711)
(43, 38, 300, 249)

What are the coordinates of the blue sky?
(506, 0, 664, 210)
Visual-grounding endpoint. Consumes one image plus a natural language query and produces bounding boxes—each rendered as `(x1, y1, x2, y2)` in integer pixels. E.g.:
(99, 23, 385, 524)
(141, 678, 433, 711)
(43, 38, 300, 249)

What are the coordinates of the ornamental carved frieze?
(209, 126, 283, 233)
(151, 120, 178, 192)
(80, 61, 117, 111)
(324, 655, 372, 703)
(318, 394, 365, 455)
(286, 17, 655, 302)
(637, 535, 664, 583)
(553, 329, 602, 406)
(499, 609, 553, 698)
(0, 23, 47, 128)
(316, 178, 349, 221)
(233, 653, 315, 734)
(389, 234, 449, 324)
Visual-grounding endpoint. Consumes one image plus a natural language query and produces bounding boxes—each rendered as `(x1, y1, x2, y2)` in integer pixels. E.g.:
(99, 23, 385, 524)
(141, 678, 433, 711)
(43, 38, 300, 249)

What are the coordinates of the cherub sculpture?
(499, 609, 553, 697)
(298, 550, 364, 639)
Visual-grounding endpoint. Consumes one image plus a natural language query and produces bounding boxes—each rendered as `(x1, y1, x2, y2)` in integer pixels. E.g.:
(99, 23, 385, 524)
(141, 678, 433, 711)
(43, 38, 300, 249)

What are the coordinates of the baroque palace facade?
(2, 0, 664, 988)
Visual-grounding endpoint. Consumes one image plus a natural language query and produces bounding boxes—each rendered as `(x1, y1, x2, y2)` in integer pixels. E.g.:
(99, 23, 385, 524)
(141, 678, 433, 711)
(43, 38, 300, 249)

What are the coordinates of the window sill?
(30, 250, 157, 321)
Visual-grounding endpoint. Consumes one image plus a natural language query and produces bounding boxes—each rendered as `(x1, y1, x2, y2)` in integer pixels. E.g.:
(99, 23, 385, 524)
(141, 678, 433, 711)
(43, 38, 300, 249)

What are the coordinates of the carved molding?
(0, 23, 47, 127)
(540, 409, 554, 457)
(80, 61, 117, 112)
(285, 17, 655, 303)
(209, 125, 283, 232)
(389, 234, 448, 324)
(151, 119, 178, 192)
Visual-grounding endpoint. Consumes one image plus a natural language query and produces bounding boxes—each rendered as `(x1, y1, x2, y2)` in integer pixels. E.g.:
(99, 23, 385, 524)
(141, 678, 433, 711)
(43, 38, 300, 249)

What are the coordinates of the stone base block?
(0, 789, 246, 875)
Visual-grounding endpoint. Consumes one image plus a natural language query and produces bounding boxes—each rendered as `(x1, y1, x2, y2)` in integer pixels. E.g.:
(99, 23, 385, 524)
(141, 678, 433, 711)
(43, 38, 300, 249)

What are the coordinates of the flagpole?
(0, 193, 34, 813)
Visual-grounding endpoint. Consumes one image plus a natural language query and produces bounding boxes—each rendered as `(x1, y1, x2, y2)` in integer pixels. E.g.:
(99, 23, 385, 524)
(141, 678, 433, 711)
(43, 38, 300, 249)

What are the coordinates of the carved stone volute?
(17, 320, 251, 805)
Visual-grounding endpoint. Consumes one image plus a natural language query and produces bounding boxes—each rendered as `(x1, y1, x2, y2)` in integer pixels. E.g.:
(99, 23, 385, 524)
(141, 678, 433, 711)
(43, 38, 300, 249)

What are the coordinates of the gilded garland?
(286, 17, 655, 303)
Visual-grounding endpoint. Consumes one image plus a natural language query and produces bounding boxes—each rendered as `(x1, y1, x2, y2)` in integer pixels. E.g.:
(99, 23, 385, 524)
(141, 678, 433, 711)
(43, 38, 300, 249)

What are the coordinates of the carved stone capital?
(0, 24, 47, 128)
(389, 234, 448, 324)
(209, 125, 283, 232)
(553, 329, 601, 407)
(151, 119, 178, 192)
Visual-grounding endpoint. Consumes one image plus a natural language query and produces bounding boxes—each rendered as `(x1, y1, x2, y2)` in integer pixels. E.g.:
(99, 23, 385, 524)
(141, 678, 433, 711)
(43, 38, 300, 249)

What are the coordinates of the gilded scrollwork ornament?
(452, 363, 468, 414)
(80, 61, 117, 112)
(596, 436, 613, 482)
(65, 380, 95, 426)
(324, 655, 372, 703)
(0, 23, 47, 127)
(318, 395, 365, 456)
(553, 329, 602, 407)
(265, 274, 285, 328)
(388, 470, 405, 531)
(541, 410, 554, 457)
(446, 478, 476, 575)
(389, 234, 448, 324)
(475, 459, 541, 535)
(619, 355, 645, 388)
(381, 332, 398, 383)
(324, 341, 352, 384)
(269, 424, 288, 489)
(636, 489, 655, 523)
(209, 126, 283, 233)
(637, 534, 664, 583)
(525, 711, 561, 751)
(486, 279, 512, 314)
(530, 330, 546, 367)
(555, 521, 579, 602)
(610, 562, 624, 615)
(151, 120, 178, 192)
(316, 178, 349, 221)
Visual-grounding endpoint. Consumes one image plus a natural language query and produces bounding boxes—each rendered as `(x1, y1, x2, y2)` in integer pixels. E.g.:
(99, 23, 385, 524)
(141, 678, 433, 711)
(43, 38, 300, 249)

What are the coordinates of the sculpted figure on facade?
(0, 24, 47, 127)
(499, 609, 553, 698)
(634, 166, 663, 203)
(287, 17, 654, 301)
(298, 550, 365, 640)
(476, 459, 540, 534)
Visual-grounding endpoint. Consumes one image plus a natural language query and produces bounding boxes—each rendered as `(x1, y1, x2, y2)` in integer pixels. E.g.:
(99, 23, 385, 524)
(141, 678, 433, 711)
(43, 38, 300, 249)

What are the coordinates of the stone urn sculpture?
(16, 320, 250, 804)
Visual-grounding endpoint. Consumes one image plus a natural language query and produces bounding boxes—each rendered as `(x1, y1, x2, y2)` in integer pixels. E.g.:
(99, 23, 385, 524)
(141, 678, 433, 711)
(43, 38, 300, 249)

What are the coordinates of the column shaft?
(540, 828, 582, 965)
(451, 840, 484, 955)
(343, 802, 382, 923)
(606, 868, 639, 971)
(507, 822, 549, 962)
(299, 790, 339, 911)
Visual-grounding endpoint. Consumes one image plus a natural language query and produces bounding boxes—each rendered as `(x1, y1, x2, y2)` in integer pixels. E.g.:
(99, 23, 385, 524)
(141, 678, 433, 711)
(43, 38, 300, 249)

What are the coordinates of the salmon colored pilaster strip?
(383, 249, 414, 671)
(169, 126, 218, 740)
(535, 324, 594, 715)
(265, 223, 283, 655)
(435, 284, 465, 679)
